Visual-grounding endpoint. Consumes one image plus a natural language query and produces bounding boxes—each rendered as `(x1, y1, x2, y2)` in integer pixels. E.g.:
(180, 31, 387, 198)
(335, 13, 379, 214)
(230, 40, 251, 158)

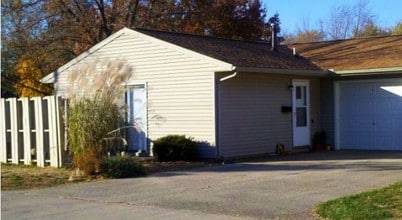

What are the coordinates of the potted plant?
(312, 131, 327, 151)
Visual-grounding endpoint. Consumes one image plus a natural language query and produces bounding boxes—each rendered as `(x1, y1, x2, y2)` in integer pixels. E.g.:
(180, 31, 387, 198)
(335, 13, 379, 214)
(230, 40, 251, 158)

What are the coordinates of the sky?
(262, 0, 402, 34)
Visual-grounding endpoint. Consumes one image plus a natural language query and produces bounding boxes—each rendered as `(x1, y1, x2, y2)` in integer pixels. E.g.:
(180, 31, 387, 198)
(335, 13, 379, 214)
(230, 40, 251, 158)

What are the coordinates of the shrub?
(72, 148, 100, 175)
(152, 135, 196, 161)
(100, 155, 145, 178)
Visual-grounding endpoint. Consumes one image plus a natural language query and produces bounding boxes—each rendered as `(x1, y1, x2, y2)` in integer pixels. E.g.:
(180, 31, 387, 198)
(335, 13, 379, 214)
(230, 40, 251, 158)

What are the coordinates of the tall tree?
(284, 17, 325, 43)
(268, 13, 281, 34)
(323, 0, 374, 39)
(284, 30, 325, 44)
(1, 0, 56, 97)
(178, 0, 271, 40)
(352, 0, 374, 37)
(2, 0, 276, 98)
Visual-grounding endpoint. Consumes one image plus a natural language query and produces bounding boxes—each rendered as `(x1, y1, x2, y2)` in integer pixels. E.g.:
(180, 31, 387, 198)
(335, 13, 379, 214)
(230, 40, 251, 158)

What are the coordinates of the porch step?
(292, 146, 311, 154)
(134, 151, 147, 157)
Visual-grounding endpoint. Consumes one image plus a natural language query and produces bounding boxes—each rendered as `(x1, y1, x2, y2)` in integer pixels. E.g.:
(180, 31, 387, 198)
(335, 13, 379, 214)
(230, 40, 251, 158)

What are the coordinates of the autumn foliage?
(15, 58, 52, 97)
(2, 0, 276, 97)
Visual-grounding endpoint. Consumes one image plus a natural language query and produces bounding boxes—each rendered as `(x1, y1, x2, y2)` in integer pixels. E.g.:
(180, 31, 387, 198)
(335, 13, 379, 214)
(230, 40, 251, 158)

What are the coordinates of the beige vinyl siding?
(218, 72, 321, 158)
(319, 78, 334, 146)
(310, 78, 321, 137)
(55, 31, 231, 158)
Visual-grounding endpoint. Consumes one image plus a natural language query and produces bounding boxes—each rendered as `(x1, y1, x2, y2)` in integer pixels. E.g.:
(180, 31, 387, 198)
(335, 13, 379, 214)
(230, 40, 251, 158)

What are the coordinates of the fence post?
(8, 98, 19, 164)
(33, 97, 45, 167)
(0, 98, 6, 163)
(20, 98, 32, 165)
(56, 97, 65, 167)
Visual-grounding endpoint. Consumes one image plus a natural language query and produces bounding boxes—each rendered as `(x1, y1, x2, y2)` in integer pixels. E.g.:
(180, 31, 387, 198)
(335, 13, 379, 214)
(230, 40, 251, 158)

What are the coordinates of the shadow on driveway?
(152, 150, 402, 177)
(232, 150, 402, 162)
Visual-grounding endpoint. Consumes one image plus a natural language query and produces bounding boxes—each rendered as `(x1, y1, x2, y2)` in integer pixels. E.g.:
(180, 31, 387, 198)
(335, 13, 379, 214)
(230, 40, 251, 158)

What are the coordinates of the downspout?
(220, 70, 237, 82)
(216, 66, 238, 159)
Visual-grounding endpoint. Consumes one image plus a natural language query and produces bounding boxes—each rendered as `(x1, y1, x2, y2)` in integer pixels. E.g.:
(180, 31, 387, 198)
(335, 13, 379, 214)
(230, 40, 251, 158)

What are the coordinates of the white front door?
(292, 80, 310, 147)
(126, 84, 147, 152)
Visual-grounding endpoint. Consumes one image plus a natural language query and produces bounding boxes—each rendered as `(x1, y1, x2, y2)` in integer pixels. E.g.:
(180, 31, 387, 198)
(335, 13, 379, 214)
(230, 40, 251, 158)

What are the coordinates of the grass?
(1, 160, 212, 191)
(1, 163, 74, 190)
(315, 181, 402, 220)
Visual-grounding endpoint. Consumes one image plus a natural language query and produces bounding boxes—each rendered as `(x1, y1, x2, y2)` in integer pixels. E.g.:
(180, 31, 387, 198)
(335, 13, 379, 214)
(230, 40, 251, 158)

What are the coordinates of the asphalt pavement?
(2, 150, 402, 219)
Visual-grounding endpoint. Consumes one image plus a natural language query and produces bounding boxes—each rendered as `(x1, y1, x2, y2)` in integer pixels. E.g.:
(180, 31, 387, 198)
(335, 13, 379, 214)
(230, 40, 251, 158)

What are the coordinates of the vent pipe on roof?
(270, 23, 276, 51)
(204, 28, 213, 36)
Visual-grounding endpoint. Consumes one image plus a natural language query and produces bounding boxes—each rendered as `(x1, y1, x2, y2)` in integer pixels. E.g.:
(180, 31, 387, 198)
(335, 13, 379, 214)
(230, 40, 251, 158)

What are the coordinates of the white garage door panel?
(376, 100, 393, 112)
(338, 79, 402, 150)
(394, 101, 402, 112)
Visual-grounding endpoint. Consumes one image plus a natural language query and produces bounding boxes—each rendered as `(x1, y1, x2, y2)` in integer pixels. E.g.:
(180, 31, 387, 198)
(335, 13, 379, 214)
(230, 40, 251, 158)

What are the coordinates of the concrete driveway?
(2, 151, 402, 219)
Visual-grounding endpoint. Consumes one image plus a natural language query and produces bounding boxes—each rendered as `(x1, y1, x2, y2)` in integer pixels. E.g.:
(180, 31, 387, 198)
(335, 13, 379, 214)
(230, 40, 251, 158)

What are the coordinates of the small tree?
(284, 17, 326, 43)
(390, 21, 402, 35)
(66, 58, 133, 175)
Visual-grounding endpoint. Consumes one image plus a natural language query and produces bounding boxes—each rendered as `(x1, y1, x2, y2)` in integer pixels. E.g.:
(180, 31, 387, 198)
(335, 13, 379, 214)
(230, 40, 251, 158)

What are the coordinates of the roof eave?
(40, 27, 133, 84)
(234, 66, 330, 77)
(41, 72, 55, 84)
(334, 67, 402, 76)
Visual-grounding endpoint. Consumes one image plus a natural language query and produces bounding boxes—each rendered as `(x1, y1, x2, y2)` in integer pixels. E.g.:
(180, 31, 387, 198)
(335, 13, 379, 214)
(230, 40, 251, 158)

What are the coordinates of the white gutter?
(334, 67, 402, 76)
(235, 66, 330, 77)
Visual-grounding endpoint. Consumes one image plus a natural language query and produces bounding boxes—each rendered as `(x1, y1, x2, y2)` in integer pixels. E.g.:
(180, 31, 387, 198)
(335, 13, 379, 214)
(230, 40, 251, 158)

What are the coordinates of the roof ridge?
(134, 28, 270, 45)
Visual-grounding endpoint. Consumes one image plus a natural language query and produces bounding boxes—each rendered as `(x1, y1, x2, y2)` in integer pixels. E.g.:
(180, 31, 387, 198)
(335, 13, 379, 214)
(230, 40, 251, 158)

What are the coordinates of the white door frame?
(126, 82, 148, 152)
(292, 80, 311, 147)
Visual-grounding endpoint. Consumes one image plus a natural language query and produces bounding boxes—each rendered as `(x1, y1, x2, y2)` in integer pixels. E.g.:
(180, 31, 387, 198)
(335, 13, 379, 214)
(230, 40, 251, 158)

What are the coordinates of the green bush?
(100, 155, 145, 178)
(152, 135, 196, 161)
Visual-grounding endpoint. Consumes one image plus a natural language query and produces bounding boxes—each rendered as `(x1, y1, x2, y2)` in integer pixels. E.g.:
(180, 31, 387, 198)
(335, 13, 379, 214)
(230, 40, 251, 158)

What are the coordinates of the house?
(41, 28, 402, 158)
(290, 35, 402, 151)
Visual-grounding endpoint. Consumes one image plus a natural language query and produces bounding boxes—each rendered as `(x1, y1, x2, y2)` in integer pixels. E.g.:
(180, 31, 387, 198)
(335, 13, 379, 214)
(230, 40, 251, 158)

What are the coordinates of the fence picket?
(33, 97, 45, 167)
(9, 98, 19, 164)
(0, 98, 6, 163)
(57, 98, 65, 167)
(20, 98, 32, 165)
(47, 96, 59, 167)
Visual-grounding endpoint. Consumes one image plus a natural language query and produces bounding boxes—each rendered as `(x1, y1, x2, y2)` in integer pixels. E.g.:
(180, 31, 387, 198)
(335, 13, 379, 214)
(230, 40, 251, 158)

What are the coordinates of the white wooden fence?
(0, 96, 65, 167)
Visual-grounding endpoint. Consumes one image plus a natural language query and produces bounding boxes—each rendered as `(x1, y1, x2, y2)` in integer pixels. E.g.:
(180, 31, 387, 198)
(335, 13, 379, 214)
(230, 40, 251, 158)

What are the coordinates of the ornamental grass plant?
(66, 59, 133, 175)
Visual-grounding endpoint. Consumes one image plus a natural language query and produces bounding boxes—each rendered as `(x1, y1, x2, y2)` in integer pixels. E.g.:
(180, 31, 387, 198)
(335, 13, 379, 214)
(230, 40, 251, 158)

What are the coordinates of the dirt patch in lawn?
(1, 160, 215, 191)
(1, 163, 74, 191)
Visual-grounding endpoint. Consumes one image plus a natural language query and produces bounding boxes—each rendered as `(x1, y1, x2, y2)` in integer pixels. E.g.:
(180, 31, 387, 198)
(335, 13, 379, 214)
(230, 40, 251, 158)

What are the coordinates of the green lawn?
(315, 181, 402, 220)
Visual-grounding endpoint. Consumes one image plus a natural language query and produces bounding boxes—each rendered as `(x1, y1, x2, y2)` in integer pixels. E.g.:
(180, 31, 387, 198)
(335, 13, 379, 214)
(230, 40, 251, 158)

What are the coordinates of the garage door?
(337, 79, 402, 150)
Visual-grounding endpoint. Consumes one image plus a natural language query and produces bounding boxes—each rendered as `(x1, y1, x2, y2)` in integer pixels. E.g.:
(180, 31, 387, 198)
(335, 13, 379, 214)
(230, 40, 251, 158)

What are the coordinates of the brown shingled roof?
(137, 29, 321, 71)
(289, 35, 402, 71)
